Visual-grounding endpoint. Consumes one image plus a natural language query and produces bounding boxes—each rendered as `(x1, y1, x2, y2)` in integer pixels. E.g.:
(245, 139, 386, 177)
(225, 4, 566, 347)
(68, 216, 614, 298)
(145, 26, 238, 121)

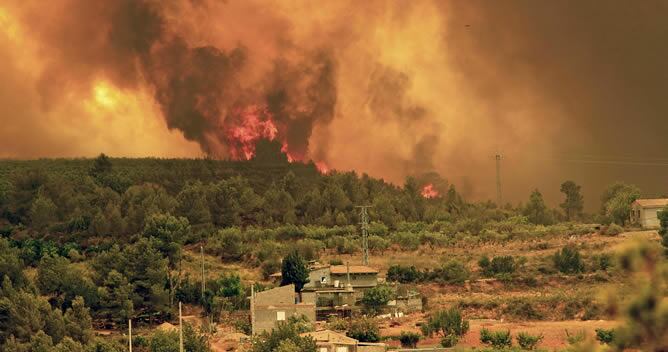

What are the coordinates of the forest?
(0, 144, 658, 352)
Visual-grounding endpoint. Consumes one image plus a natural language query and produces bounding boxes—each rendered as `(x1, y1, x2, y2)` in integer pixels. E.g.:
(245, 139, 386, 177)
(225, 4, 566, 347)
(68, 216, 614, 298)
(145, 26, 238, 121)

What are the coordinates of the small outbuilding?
(630, 198, 668, 229)
(301, 330, 360, 352)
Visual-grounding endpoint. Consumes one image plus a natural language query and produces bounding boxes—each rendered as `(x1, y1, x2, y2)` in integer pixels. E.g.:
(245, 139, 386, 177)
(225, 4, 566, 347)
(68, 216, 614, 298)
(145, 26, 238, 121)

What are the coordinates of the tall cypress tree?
(280, 251, 309, 292)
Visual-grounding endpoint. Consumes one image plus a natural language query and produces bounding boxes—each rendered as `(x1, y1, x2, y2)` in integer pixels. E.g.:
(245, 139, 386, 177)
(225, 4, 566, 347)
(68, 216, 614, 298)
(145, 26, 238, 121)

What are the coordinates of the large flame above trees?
(421, 184, 439, 198)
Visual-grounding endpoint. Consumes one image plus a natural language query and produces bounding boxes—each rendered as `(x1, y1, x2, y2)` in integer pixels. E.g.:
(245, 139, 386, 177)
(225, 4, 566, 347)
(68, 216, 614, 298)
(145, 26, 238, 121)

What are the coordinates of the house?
(270, 264, 379, 291)
(250, 284, 316, 334)
(301, 330, 360, 352)
(630, 198, 668, 229)
(269, 263, 380, 319)
(328, 265, 379, 290)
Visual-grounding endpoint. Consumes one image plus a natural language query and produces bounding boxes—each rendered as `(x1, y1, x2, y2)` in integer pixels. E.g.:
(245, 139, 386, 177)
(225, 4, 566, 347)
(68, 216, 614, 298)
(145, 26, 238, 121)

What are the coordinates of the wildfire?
(224, 105, 278, 160)
(315, 161, 330, 174)
(421, 183, 439, 198)
(223, 104, 329, 174)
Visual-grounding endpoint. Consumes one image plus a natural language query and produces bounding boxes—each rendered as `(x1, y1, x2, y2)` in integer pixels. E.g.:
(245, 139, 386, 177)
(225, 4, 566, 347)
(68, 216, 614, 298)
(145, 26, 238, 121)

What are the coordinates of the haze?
(1, 0, 667, 209)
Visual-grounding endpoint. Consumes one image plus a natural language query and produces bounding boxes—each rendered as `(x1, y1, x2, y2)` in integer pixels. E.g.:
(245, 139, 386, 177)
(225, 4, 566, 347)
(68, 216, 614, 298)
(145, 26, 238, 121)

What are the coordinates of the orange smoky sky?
(1, 0, 667, 208)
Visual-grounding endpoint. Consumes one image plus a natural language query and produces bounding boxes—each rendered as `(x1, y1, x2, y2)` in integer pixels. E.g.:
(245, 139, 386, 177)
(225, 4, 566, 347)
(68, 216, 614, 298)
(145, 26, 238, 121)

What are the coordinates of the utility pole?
(495, 154, 502, 206)
(201, 245, 206, 299)
(128, 319, 132, 352)
(179, 302, 183, 352)
(250, 284, 255, 337)
(355, 205, 372, 265)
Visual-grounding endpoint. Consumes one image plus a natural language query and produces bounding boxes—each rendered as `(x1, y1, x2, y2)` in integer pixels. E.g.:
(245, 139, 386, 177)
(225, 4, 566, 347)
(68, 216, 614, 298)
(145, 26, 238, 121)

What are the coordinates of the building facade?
(250, 284, 316, 334)
(630, 199, 668, 229)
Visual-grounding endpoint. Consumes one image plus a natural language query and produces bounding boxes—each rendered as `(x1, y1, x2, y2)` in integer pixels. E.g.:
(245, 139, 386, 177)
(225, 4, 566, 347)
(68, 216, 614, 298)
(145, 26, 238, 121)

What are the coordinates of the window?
(335, 346, 348, 352)
(319, 348, 329, 352)
(277, 311, 286, 321)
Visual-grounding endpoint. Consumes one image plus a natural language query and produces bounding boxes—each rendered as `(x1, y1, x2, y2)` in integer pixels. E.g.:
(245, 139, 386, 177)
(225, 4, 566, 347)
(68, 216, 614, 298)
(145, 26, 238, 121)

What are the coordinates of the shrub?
(593, 253, 613, 271)
(328, 258, 343, 265)
(347, 317, 380, 342)
(595, 328, 615, 345)
(392, 232, 420, 251)
(423, 307, 469, 347)
(399, 331, 421, 348)
(478, 255, 517, 277)
(517, 332, 543, 350)
(326, 316, 348, 331)
(480, 328, 512, 349)
(565, 329, 586, 345)
(206, 228, 246, 262)
(433, 260, 469, 285)
(440, 334, 459, 348)
(387, 265, 422, 283)
(294, 239, 324, 261)
(368, 235, 390, 253)
(553, 245, 585, 274)
(503, 298, 543, 320)
(601, 223, 624, 236)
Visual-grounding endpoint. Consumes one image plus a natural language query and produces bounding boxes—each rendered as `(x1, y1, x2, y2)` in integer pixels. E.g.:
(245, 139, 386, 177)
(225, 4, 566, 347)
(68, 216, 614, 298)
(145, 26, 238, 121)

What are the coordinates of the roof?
(301, 330, 358, 345)
(634, 198, 668, 208)
(330, 265, 379, 275)
(270, 264, 379, 278)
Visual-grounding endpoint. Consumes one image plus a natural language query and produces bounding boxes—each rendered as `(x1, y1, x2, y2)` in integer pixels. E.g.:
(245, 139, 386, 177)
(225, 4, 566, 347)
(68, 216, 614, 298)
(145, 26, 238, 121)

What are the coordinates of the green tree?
(0, 238, 26, 289)
(90, 153, 112, 177)
(361, 285, 393, 315)
(372, 194, 399, 228)
(143, 213, 190, 307)
(523, 190, 553, 225)
(96, 270, 134, 323)
(601, 182, 640, 225)
(175, 181, 211, 225)
(53, 337, 85, 352)
(121, 184, 177, 234)
(63, 296, 92, 345)
(280, 251, 309, 293)
(30, 195, 58, 229)
(206, 228, 246, 262)
(29, 330, 53, 352)
(560, 181, 584, 221)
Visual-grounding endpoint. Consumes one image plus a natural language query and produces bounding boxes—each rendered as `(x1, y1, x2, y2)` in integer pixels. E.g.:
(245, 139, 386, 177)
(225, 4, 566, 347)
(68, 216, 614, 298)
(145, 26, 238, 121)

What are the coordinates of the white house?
(630, 199, 668, 229)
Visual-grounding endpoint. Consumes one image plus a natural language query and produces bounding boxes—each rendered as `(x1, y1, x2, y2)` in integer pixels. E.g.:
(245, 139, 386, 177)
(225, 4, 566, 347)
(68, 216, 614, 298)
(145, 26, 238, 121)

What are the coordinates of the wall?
(253, 304, 316, 334)
(640, 206, 663, 229)
(330, 273, 378, 288)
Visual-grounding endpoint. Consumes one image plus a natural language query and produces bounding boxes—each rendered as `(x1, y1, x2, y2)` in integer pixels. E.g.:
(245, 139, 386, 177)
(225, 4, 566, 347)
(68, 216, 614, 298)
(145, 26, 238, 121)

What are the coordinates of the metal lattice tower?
(356, 205, 372, 265)
(495, 154, 502, 206)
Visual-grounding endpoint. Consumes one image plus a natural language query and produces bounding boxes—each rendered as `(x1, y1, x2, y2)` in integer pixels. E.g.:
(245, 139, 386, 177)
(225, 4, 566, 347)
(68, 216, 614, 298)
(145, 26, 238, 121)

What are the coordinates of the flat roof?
(330, 265, 379, 274)
(634, 198, 668, 208)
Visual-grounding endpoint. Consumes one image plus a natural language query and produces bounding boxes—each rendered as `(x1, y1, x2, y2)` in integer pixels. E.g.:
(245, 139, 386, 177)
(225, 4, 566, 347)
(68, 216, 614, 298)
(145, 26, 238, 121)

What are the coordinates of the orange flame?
(421, 183, 439, 198)
(315, 161, 330, 174)
(225, 105, 278, 160)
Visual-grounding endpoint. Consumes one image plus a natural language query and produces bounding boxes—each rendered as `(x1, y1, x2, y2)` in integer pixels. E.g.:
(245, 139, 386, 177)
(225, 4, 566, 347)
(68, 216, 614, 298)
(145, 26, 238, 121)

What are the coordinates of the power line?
(559, 159, 668, 167)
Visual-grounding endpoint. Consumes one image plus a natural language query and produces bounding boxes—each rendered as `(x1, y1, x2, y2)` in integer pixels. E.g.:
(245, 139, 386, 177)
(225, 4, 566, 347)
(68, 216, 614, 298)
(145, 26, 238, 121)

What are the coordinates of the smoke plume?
(2, 0, 668, 206)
